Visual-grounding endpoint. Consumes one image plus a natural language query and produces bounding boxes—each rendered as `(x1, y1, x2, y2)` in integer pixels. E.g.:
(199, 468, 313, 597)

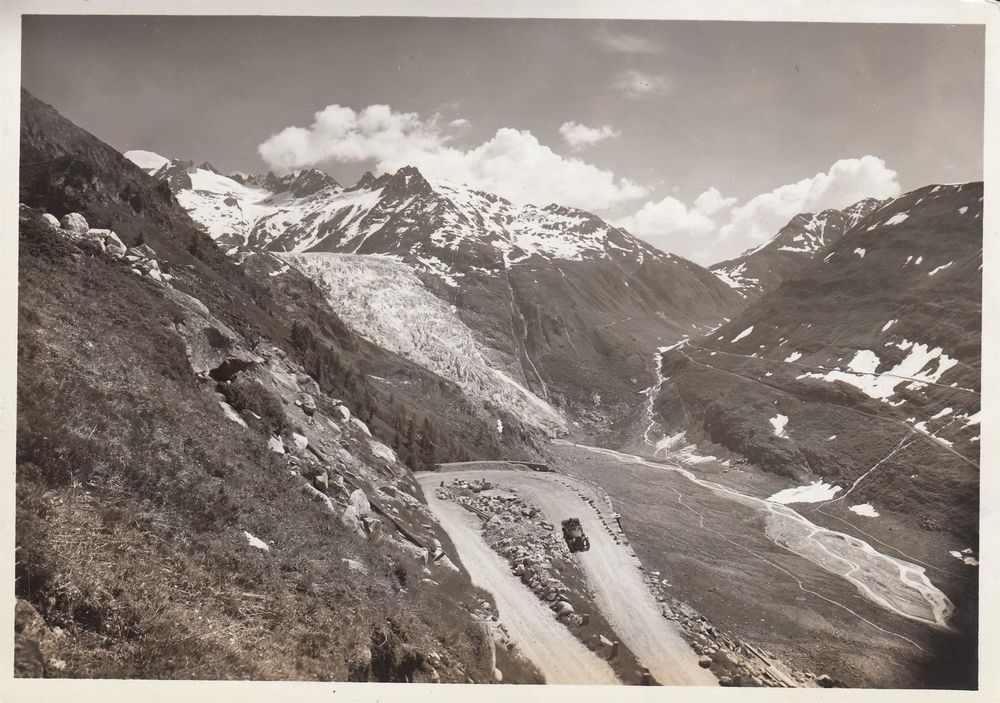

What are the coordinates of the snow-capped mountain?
(711, 197, 885, 297)
(130, 151, 744, 432)
(652, 181, 981, 545)
(126, 152, 674, 277)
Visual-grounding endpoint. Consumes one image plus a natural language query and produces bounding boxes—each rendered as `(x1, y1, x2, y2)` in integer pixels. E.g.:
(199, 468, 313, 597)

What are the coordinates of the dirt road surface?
(418, 469, 716, 686)
(421, 484, 620, 684)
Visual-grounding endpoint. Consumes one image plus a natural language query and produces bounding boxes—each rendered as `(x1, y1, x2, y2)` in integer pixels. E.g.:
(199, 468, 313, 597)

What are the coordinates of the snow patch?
(949, 550, 978, 566)
(784, 351, 802, 363)
(731, 326, 754, 343)
(768, 481, 842, 505)
(769, 414, 789, 438)
(854, 247, 866, 258)
(797, 343, 957, 402)
(928, 261, 953, 276)
(884, 212, 909, 226)
(849, 504, 880, 518)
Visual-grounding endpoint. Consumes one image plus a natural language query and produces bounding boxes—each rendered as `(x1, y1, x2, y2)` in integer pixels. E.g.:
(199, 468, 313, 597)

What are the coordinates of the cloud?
(614, 70, 671, 100)
(449, 118, 470, 129)
(617, 190, 719, 255)
(258, 104, 647, 210)
(558, 121, 621, 150)
(619, 156, 900, 264)
(718, 155, 901, 256)
(595, 28, 663, 54)
(693, 187, 737, 217)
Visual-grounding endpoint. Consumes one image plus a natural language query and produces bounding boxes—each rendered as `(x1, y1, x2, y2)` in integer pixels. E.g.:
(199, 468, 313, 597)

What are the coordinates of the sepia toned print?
(13, 13, 983, 691)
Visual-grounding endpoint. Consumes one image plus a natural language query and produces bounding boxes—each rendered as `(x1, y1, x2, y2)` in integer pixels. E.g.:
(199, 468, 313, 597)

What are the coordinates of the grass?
(15, 208, 541, 683)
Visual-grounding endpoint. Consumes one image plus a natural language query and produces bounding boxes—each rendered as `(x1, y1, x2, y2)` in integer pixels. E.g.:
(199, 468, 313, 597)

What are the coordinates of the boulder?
(361, 515, 383, 536)
(349, 488, 371, 516)
(41, 213, 60, 229)
(104, 231, 127, 256)
(290, 432, 309, 452)
(554, 600, 574, 616)
(60, 212, 89, 235)
(698, 655, 712, 669)
(313, 470, 329, 492)
(294, 392, 317, 416)
(341, 505, 366, 537)
(130, 243, 157, 259)
(815, 674, 836, 688)
(295, 373, 321, 394)
(243, 530, 271, 552)
(267, 436, 285, 454)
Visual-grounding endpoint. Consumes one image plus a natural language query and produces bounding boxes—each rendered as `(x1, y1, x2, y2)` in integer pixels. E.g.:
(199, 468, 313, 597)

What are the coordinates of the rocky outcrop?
(59, 212, 88, 235)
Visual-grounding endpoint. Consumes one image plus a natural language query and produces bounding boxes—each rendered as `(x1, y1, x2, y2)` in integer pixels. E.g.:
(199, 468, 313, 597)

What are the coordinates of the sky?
(21, 16, 984, 264)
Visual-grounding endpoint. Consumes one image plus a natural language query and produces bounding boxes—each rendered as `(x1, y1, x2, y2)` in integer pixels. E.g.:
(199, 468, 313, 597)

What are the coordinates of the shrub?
(220, 379, 286, 436)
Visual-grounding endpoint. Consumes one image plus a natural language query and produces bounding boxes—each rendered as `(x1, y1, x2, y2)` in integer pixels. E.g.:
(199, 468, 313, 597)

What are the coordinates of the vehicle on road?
(561, 517, 591, 552)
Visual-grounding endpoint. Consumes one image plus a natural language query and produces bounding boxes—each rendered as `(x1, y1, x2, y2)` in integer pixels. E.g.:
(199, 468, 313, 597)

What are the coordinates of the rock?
(362, 515, 383, 536)
(335, 404, 351, 422)
(267, 436, 285, 454)
(41, 213, 60, 229)
(104, 231, 127, 256)
(350, 417, 372, 436)
(243, 530, 270, 552)
(295, 373, 320, 394)
(290, 432, 309, 452)
(129, 243, 157, 259)
(554, 600, 574, 615)
(719, 675, 733, 686)
(302, 482, 336, 513)
(815, 674, 835, 688)
(295, 392, 317, 416)
(341, 505, 366, 537)
(313, 470, 329, 492)
(60, 212, 89, 235)
(698, 655, 712, 669)
(349, 488, 371, 517)
(494, 667, 503, 683)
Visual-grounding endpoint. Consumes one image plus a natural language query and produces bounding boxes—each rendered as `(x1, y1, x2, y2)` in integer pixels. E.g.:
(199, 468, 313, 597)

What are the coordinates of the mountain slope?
(711, 198, 884, 297)
(135, 153, 744, 432)
(16, 89, 543, 681)
(643, 181, 981, 688)
(654, 182, 981, 535)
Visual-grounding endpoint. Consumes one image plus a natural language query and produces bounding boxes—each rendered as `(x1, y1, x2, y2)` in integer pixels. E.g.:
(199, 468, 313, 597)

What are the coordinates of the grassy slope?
(16, 210, 547, 682)
(15, 89, 544, 682)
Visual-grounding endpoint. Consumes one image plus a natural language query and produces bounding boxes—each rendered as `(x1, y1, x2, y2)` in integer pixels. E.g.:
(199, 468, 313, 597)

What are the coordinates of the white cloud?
(615, 70, 671, 99)
(258, 104, 647, 210)
(595, 28, 663, 54)
(693, 187, 737, 217)
(619, 156, 900, 264)
(558, 121, 621, 150)
(616, 191, 717, 254)
(450, 118, 470, 129)
(718, 155, 901, 256)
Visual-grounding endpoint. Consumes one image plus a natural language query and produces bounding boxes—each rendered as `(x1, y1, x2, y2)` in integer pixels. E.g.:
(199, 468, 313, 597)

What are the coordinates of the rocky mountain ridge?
(711, 197, 886, 297)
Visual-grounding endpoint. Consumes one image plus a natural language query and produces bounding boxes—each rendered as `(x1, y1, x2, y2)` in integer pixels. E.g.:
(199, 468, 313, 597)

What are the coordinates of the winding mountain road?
(421, 483, 619, 685)
(417, 469, 716, 686)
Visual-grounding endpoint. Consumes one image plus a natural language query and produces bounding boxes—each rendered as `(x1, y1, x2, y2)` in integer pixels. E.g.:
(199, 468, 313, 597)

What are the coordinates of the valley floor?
(546, 439, 977, 689)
